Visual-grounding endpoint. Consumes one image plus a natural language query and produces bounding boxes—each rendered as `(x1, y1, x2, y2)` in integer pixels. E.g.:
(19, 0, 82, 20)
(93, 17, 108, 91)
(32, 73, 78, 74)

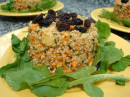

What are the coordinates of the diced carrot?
(39, 43, 44, 48)
(63, 66, 68, 70)
(91, 23, 94, 26)
(52, 62, 57, 66)
(57, 63, 62, 68)
(28, 23, 39, 31)
(55, 58, 62, 61)
(87, 58, 94, 64)
(62, 57, 65, 66)
(75, 46, 80, 52)
(72, 60, 78, 69)
(87, 52, 90, 57)
(31, 40, 35, 45)
(66, 69, 74, 73)
(70, 25, 74, 30)
(38, 64, 43, 66)
(61, 31, 67, 35)
(78, 65, 83, 69)
(35, 52, 42, 59)
(53, 53, 60, 56)
(69, 78, 75, 81)
(60, 34, 70, 43)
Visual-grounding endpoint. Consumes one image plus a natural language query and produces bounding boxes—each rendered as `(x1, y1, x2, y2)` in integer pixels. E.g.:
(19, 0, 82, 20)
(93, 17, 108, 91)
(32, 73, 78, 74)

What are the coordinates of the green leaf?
(83, 82, 103, 97)
(97, 46, 124, 73)
(92, 47, 101, 66)
(55, 67, 64, 75)
(99, 9, 121, 24)
(5, 65, 50, 91)
(95, 20, 111, 39)
(122, 19, 130, 27)
(68, 74, 130, 97)
(116, 80, 125, 86)
(66, 66, 96, 79)
(111, 55, 130, 72)
(0, 54, 20, 77)
(40, 77, 68, 88)
(104, 41, 115, 47)
(11, 34, 21, 46)
(1, 0, 14, 11)
(32, 82, 68, 97)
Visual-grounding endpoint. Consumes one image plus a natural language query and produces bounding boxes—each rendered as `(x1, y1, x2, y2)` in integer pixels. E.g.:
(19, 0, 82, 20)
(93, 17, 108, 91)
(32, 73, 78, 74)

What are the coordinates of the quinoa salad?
(28, 10, 98, 73)
(114, 0, 130, 20)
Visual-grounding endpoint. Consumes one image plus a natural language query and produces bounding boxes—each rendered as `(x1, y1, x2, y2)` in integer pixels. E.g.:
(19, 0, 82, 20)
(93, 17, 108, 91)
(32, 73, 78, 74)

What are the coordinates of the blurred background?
(0, 0, 129, 42)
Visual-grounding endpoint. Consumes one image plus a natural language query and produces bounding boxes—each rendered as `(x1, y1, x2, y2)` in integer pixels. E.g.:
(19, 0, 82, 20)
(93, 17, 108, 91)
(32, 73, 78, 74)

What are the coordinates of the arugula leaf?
(104, 41, 115, 47)
(0, 34, 30, 77)
(99, 9, 130, 27)
(99, 9, 121, 24)
(12, 35, 29, 54)
(122, 19, 130, 27)
(92, 47, 101, 66)
(97, 46, 124, 73)
(0, 53, 20, 77)
(1, 0, 14, 11)
(116, 80, 125, 86)
(68, 74, 130, 97)
(32, 82, 68, 97)
(35, 0, 56, 11)
(55, 67, 64, 75)
(83, 82, 103, 97)
(66, 66, 96, 79)
(111, 55, 130, 72)
(40, 77, 68, 88)
(95, 20, 111, 39)
(5, 65, 50, 91)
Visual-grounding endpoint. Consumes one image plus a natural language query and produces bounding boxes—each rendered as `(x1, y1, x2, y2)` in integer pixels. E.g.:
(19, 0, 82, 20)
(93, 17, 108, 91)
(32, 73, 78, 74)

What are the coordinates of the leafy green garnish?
(69, 74, 130, 97)
(1, 0, 14, 11)
(97, 46, 124, 73)
(116, 80, 125, 86)
(94, 21, 124, 73)
(111, 55, 130, 72)
(122, 19, 130, 27)
(95, 20, 111, 39)
(99, 9, 130, 27)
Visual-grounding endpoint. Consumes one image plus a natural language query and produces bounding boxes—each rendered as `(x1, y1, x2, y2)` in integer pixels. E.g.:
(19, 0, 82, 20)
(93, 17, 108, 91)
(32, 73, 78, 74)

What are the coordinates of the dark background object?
(0, 0, 129, 42)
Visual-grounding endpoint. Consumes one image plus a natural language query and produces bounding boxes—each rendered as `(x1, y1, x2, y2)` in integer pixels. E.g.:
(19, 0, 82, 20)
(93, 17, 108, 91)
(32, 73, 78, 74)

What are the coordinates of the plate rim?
(0, 1, 64, 17)
(91, 7, 130, 33)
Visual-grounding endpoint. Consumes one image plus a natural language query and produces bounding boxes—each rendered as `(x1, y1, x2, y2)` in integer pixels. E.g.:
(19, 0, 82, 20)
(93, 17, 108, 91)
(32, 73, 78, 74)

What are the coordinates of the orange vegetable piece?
(72, 60, 78, 69)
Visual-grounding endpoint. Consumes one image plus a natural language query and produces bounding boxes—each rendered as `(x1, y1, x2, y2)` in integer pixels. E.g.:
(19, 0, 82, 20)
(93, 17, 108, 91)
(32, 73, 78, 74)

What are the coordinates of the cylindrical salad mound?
(114, 0, 130, 20)
(28, 10, 98, 73)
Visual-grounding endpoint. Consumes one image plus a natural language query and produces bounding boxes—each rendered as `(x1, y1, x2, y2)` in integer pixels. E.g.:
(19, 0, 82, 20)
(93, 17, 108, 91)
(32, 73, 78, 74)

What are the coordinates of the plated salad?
(0, 0, 56, 13)
(99, 0, 130, 27)
(0, 10, 130, 97)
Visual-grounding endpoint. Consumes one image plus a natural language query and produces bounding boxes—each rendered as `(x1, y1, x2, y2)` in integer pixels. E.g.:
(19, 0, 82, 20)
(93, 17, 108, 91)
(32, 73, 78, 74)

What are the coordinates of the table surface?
(0, 0, 130, 42)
